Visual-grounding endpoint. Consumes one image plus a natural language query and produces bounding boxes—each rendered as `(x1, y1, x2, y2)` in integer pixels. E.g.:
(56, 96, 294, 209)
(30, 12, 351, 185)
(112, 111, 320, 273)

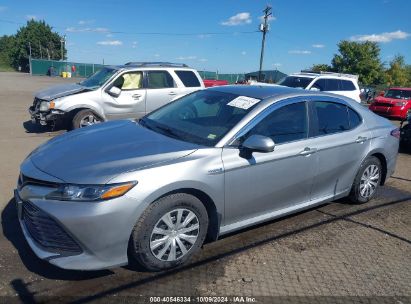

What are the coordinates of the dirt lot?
(0, 72, 410, 303)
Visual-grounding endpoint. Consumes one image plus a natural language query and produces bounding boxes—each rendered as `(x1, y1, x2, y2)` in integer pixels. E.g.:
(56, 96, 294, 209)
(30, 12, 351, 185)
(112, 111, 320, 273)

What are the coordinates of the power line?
(0, 18, 259, 37)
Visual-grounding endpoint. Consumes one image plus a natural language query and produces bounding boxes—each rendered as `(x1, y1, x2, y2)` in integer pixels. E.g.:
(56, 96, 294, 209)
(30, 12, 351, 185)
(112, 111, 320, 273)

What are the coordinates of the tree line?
(1, 20, 410, 88)
(310, 40, 411, 88)
(0, 20, 66, 72)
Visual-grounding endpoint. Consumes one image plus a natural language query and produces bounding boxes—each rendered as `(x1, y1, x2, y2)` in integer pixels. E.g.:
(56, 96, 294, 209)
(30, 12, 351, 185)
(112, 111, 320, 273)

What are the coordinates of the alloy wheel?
(79, 114, 100, 127)
(359, 164, 380, 198)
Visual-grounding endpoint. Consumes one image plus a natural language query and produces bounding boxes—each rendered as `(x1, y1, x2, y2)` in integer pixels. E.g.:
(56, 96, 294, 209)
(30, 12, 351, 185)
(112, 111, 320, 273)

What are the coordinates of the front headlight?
(46, 181, 137, 201)
(395, 101, 406, 107)
(39, 100, 56, 111)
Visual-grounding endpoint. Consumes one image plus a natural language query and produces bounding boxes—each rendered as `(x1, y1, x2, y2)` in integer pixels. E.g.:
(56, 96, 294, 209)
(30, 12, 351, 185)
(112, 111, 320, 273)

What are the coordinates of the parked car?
(203, 79, 229, 88)
(369, 87, 411, 120)
(400, 111, 411, 150)
(277, 70, 361, 102)
(16, 85, 399, 271)
(29, 62, 204, 129)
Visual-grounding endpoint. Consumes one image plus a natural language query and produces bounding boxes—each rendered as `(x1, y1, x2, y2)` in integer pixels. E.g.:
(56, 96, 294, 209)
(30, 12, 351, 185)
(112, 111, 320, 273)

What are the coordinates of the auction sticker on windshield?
(227, 96, 260, 110)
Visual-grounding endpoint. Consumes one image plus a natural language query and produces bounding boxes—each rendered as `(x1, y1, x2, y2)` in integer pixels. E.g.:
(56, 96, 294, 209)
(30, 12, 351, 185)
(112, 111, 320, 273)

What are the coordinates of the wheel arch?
(369, 152, 388, 185)
(154, 188, 221, 243)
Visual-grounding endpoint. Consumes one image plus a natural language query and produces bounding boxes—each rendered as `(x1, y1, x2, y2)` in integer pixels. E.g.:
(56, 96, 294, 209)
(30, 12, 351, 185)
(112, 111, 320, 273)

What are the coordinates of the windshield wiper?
(154, 125, 181, 140)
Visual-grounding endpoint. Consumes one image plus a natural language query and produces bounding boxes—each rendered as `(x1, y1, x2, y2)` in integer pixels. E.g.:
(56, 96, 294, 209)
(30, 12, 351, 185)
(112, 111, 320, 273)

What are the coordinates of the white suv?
(277, 71, 361, 102)
(29, 62, 205, 129)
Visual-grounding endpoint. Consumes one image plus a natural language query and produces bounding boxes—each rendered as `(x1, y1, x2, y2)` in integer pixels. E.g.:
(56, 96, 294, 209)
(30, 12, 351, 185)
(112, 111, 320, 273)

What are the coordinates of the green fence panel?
(31, 59, 104, 78)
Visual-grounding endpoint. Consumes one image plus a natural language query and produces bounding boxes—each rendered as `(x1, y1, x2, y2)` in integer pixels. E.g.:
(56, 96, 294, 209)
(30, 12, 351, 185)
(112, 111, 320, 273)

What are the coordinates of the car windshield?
(141, 90, 261, 146)
(79, 67, 118, 89)
(384, 89, 411, 99)
(277, 76, 313, 89)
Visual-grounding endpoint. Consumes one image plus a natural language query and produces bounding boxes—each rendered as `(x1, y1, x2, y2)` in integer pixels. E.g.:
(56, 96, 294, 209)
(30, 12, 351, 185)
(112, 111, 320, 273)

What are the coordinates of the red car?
(369, 87, 411, 120)
(203, 79, 229, 88)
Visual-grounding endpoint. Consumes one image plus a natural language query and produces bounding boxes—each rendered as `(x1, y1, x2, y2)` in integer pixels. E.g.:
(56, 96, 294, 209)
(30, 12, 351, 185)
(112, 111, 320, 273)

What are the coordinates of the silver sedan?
(15, 85, 399, 271)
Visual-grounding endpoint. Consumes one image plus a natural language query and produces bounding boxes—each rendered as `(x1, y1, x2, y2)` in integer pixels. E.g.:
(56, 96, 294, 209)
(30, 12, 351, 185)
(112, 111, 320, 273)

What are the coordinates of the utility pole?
(28, 42, 32, 74)
(258, 5, 272, 82)
(39, 42, 43, 59)
(60, 35, 66, 61)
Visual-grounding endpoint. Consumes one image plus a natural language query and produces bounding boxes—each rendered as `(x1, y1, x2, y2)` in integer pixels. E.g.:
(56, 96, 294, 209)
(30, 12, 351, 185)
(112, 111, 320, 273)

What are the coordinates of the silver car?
(29, 62, 204, 129)
(16, 85, 399, 271)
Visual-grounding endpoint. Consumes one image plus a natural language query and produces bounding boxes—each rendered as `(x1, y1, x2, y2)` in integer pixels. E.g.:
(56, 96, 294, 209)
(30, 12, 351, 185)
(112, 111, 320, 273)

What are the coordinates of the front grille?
(19, 173, 59, 190)
(22, 201, 82, 254)
(374, 102, 392, 107)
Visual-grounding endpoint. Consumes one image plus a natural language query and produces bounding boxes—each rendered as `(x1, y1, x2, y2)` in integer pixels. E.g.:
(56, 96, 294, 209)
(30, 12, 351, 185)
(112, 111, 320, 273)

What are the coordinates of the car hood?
(28, 120, 200, 184)
(35, 83, 90, 101)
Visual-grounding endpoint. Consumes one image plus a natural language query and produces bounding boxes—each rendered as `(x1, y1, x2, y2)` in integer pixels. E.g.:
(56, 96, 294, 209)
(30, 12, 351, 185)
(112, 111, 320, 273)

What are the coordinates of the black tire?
(72, 109, 101, 129)
(129, 193, 208, 271)
(349, 156, 382, 204)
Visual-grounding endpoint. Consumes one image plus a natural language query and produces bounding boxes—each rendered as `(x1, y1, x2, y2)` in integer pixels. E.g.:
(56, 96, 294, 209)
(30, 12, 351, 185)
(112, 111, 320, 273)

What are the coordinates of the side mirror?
(378, 91, 385, 97)
(239, 135, 275, 159)
(309, 87, 320, 92)
(107, 86, 121, 97)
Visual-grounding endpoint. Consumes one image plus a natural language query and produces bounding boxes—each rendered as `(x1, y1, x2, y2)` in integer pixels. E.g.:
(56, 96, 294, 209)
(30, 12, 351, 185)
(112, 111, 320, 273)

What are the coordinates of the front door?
(222, 100, 317, 226)
(103, 71, 147, 120)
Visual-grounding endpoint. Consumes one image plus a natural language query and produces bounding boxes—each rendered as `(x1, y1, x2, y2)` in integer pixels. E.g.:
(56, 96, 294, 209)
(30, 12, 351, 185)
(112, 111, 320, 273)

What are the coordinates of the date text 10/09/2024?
(149, 296, 257, 303)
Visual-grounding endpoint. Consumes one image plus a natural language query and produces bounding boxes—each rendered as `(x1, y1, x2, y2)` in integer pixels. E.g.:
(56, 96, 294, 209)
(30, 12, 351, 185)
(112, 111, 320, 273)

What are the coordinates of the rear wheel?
(349, 156, 382, 204)
(72, 109, 102, 129)
(129, 193, 208, 271)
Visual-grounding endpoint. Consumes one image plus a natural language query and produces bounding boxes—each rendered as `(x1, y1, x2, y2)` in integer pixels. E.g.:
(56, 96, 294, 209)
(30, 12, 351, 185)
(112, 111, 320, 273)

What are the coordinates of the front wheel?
(72, 109, 102, 129)
(129, 193, 208, 271)
(349, 156, 382, 204)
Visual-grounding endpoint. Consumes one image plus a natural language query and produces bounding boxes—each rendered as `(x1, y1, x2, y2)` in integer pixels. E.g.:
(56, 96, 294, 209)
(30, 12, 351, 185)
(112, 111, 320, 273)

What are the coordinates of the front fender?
(54, 94, 106, 120)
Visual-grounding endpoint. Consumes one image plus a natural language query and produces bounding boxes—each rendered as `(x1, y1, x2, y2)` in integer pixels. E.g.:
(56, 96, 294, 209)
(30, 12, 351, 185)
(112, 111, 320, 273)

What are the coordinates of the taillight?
(391, 128, 400, 139)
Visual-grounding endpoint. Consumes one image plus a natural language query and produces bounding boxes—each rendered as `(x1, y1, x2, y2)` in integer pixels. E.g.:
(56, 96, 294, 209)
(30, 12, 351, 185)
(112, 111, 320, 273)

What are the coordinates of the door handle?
(132, 94, 141, 99)
(168, 92, 177, 96)
(299, 147, 317, 156)
(355, 136, 368, 143)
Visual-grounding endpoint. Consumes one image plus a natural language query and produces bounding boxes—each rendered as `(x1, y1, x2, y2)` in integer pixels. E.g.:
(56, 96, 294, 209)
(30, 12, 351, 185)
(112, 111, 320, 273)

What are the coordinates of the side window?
(112, 72, 142, 90)
(147, 71, 175, 89)
(348, 107, 362, 129)
(326, 79, 340, 91)
(313, 101, 349, 135)
(341, 80, 356, 91)
(311, 79, 327, 91)
(245, 102, 308, 145)
(175, 70, 201, 87)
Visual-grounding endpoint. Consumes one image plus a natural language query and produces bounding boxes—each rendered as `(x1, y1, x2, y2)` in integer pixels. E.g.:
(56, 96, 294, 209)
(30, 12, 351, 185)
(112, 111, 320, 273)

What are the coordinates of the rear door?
(145, 70, 179, 113)
(307, 97, 371, 200)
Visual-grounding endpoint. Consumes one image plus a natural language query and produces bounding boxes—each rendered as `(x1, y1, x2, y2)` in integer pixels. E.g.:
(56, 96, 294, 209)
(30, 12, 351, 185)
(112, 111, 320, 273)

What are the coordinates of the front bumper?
(29, 106, 65, 126)
(369, 105, 408, 120)
(15, 180, 146, 270)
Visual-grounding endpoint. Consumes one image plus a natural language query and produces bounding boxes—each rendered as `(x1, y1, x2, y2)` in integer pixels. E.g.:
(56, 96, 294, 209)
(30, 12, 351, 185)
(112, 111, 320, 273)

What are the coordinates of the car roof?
(207, 84, 318, 100)
(105, 65, 195, 71)
(389, 87, 411, 91)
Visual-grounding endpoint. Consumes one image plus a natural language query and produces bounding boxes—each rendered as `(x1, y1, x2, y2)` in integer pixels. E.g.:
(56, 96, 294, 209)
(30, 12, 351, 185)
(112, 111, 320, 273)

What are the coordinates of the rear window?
(341, 80, 356, 91)
(326, 79, 340, 91)
(147, 71, 175, 89)
(175, 70, 201, 87)
(348, 107, 362, 129)
(277, 76, 312, 89)
(313, 101, 350, 135)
